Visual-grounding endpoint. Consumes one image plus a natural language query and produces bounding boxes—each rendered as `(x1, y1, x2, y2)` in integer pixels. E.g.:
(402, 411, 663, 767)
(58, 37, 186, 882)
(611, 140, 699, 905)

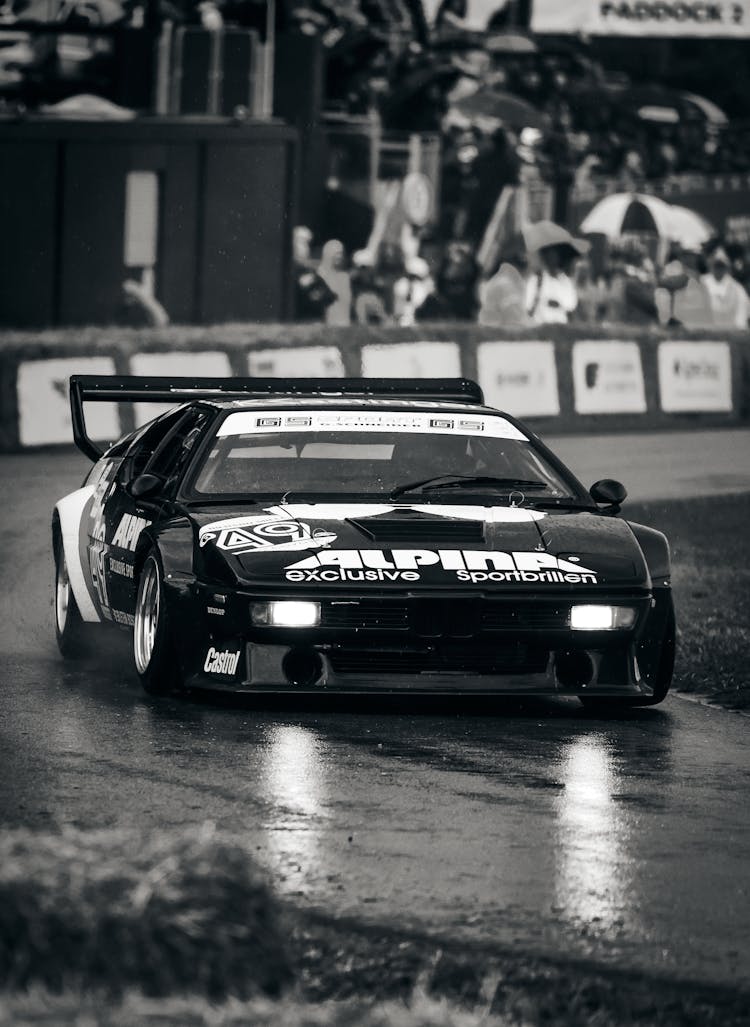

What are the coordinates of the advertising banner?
(572, 340, 647, 415)
(532, 0, 750, 37)
(477, 341, 560, 417)
(361, 341, 462, 378)
(247, 346, 345, 378)
(658, 341, 733, 412)
(17, 357, 119, 447)
(130, 351, 232, 425)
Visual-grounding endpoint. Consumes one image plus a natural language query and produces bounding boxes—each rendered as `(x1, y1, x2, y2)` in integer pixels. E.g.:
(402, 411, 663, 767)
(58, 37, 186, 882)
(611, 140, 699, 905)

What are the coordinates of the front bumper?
(175, 586, 668, 698)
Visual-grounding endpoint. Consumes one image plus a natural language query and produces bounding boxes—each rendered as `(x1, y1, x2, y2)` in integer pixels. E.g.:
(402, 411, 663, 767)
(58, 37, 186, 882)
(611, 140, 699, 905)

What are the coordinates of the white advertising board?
(247, 346, 345, 378)
(477, 341, 560, 417)
(17, 357, 119, 447)
(130, 351, 232, 425)
(658, 341, 733, 413)
(361, 341, 461, 378)
(532, 0, 750, 37)
(572, 340, 647, 415)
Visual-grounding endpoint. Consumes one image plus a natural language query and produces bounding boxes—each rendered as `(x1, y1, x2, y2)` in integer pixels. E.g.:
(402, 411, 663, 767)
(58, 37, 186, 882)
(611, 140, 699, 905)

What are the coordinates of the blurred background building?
(1, 0, 749, 327)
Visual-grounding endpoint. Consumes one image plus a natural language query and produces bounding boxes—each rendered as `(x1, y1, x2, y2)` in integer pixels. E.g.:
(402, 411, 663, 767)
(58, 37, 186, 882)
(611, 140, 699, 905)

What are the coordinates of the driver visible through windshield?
(189, 408, 574, 500)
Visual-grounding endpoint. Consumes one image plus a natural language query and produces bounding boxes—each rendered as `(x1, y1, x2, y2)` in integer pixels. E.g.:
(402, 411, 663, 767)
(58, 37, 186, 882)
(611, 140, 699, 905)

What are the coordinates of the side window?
(146, 408, 213, 490)
(120, 408, 189, 483)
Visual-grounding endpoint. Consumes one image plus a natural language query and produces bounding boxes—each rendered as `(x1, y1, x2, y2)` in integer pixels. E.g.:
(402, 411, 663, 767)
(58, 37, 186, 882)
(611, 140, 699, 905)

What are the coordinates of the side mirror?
(589, 478, 627, 514)
(129, 473, 164, 500)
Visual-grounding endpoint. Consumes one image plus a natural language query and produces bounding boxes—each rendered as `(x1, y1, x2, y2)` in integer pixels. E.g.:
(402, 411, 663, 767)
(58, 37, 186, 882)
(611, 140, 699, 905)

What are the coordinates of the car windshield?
(188, 408, 575, 500)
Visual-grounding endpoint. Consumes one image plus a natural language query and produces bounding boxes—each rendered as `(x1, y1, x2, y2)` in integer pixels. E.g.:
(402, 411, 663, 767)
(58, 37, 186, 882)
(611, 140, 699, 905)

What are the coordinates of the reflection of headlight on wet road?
(264, 725, 323, 817)
(555, 737, 633, 931)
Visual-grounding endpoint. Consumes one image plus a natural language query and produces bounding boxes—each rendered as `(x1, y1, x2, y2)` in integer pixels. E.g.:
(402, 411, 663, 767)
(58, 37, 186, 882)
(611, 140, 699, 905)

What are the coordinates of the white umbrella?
(663, 205, 715, 250)
(580, 193, 715, 248)
(579, 193, 674, 239)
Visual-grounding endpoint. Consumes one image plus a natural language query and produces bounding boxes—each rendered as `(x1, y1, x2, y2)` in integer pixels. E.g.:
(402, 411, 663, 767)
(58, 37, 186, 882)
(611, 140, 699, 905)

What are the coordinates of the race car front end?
(165, 506, 671, 701)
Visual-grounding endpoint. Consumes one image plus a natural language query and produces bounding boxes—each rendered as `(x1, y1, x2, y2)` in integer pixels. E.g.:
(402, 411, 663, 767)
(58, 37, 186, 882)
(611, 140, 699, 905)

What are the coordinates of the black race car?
(53, 375, 675, 706)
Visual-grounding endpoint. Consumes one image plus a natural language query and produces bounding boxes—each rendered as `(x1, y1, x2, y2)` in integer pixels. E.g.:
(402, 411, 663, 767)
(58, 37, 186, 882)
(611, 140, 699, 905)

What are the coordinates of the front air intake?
(555, 651, 595, 689)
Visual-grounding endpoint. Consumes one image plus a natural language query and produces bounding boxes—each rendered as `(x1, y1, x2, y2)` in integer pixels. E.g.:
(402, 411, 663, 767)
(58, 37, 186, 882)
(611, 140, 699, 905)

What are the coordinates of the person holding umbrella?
(700, 244, 750, 329)
(523, 220, 589, 325)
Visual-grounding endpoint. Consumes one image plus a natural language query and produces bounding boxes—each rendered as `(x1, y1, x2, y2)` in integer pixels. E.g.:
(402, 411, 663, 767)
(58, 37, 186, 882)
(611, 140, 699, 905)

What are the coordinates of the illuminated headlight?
(252, 600, 321, 627)
(569, 605, 637, 630)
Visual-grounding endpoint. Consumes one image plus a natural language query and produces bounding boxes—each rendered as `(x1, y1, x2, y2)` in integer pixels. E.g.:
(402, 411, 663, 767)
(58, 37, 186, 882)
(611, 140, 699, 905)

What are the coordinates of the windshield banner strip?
(217, 411, 526, 441)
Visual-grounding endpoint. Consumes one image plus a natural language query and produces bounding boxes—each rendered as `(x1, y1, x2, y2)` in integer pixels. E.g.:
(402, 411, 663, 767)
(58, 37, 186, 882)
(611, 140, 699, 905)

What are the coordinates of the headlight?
(569, 605, 637, 630)
(252, 600, 321, 627)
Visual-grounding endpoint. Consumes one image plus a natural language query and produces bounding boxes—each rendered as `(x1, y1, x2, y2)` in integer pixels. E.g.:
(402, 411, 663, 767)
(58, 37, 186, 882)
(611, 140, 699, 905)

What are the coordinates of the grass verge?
(0, 826, 291, 999)
(1, 827, 749, 1026)
(627, 492, 750, 710)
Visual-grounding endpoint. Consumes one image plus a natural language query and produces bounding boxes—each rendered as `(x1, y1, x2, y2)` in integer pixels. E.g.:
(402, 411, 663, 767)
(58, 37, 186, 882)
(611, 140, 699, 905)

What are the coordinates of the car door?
(87, 407, 191, 624)
(104, 407, 215, 620)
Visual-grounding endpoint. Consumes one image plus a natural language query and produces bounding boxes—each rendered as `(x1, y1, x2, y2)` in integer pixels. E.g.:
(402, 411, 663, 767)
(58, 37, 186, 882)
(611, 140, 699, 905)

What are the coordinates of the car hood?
(191, 501, 649, 590)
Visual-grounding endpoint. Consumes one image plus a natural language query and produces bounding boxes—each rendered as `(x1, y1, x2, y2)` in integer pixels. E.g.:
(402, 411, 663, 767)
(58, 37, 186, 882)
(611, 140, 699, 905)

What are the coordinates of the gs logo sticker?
(199, 511, 336, 556)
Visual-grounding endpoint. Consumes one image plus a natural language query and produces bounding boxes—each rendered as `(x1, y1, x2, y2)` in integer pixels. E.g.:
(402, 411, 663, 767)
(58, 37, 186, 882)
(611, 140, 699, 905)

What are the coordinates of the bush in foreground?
(0, 825, 292, 998)
(1, 990, 512, 1027)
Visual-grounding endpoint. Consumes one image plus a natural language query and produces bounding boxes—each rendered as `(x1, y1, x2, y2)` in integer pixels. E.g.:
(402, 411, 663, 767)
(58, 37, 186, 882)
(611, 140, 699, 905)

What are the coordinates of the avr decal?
(199, 509, 336, 555)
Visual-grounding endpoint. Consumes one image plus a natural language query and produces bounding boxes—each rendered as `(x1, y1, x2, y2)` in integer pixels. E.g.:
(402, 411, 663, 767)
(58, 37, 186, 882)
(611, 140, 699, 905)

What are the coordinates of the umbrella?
(621, 85, 728, 126)
(580, 193, 673, 237)
(453, 88, 547, 130)
(664, 205, 716, 250)
(579, 193, 715, 248)
(681, 91, 728, 127)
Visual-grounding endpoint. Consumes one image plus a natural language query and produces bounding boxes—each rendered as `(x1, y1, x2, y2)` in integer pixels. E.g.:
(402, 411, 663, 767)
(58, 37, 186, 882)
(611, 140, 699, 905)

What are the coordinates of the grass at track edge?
(627, 493, 750, 710)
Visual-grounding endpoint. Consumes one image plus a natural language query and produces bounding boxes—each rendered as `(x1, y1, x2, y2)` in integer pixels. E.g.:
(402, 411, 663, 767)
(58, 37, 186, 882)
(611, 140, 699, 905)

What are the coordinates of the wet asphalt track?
(1, 432, 750, 991)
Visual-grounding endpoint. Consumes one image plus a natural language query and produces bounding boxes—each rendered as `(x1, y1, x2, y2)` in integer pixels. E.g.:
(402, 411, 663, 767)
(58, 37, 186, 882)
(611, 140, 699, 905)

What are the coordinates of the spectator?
(478, 238, 528, 327)
(603, 244, 659, 325)
(700, 245, 750, 329)
(395, 256, 435, 325)
(416, 242, 478, 321)
(572, 257, 606, 324)
(351, 253, 389, 324)
(523, 220, 588, 325)
(318, 239, 352, 326)
(292, 226, 336, 322)
(658, 246, 713, 328)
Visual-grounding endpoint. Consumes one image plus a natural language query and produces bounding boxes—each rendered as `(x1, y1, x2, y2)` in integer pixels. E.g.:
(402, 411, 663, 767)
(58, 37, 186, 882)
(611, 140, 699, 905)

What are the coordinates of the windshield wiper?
(525, 498, 594, 510)
(390, 475, 550, 498)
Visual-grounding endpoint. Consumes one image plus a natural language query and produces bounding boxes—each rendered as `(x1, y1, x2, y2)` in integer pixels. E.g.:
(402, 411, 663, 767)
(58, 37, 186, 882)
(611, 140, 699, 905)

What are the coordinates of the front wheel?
(134, 551, 181, 695)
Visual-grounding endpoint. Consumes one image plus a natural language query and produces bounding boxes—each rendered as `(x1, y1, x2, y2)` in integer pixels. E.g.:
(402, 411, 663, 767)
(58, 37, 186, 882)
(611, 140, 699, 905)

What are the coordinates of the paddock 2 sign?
(531, 0, 750, 37)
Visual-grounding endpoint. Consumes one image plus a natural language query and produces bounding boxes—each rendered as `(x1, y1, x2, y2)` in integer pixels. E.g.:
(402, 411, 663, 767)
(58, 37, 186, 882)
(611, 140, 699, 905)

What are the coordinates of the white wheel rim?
(134, 559, 160, 674)
(55, 551, 70, 632)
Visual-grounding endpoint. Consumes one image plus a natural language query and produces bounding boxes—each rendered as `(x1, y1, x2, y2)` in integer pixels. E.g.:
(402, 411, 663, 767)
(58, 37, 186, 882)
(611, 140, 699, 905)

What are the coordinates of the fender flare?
(627, 521, 671, 584)
(53, 487, 101, 623)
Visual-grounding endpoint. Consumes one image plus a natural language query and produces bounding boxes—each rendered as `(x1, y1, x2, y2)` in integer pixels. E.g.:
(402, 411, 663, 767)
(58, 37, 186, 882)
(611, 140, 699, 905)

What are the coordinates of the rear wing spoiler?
(69, 375, 485, 462)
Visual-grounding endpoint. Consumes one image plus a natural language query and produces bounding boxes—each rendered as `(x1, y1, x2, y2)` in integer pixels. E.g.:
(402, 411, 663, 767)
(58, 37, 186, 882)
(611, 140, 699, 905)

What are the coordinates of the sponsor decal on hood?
(284, 549, 597, 585)
(199, 506, 337, 556)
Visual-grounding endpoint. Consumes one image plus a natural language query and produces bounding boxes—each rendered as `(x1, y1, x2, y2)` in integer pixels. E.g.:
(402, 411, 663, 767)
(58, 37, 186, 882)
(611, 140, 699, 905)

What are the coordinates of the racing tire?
(54, 534, 93, 659)
(134, 550, 181, 695)
(580, 606, 676, 710)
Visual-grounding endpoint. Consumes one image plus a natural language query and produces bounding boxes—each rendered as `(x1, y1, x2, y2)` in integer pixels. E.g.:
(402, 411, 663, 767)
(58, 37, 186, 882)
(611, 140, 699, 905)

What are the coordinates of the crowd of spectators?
(294, 221, 750, 330)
